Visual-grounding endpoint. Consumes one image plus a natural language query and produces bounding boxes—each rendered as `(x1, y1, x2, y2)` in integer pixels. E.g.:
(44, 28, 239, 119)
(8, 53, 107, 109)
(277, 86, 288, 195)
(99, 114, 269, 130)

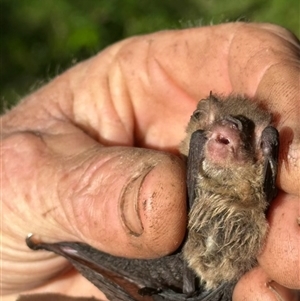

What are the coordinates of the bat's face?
(181, 94, 271, 161)
(182, 93, 279, 289)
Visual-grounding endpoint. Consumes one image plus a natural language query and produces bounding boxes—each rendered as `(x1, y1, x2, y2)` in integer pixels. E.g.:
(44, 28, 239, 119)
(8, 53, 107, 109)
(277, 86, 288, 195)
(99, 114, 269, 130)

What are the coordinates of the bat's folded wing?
(26, 236, 235, 301)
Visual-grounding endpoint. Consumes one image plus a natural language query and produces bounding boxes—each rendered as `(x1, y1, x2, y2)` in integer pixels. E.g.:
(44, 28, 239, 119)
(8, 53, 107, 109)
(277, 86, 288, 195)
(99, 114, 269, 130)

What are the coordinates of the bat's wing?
(183, 130, 207, 295)
(260, 126, 280, 205)
(187, 130, 207, 210)
(154, 282, 235, 301)
(26, 236, 235, 301)
(26, 235, 149, 301)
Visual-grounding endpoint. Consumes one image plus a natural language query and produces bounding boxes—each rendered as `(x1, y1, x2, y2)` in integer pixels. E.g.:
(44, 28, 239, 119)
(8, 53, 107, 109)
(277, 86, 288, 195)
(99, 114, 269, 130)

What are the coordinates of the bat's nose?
(211, 122, 241, 149)
(205, 121, 246, 165)
(215, 134, 230, 145)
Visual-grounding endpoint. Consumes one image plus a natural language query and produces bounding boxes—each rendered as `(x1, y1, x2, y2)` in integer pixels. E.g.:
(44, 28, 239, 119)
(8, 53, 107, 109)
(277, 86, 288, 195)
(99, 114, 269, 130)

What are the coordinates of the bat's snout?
(205, 119, 246, 165)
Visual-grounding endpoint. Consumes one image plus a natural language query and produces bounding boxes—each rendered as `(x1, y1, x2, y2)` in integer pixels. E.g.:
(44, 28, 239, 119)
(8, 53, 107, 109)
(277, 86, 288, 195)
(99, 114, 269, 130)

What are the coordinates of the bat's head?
(180, 93, 271, 159)
(181, 93, 275, 178)
(183, 93, 279, 210)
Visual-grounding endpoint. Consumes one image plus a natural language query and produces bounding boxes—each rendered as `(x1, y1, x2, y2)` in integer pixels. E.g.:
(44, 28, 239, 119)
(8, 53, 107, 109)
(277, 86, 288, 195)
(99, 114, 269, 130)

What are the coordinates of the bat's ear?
(180, 92, 220, 157)
(209, 91, 219, 102)
(193, 94, 220, 126)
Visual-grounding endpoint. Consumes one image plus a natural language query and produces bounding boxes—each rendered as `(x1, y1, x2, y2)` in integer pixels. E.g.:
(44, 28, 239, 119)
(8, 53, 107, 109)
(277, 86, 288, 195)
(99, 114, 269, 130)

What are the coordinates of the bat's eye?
(223, 116, 243, 131)
(192, 109, 201, 119)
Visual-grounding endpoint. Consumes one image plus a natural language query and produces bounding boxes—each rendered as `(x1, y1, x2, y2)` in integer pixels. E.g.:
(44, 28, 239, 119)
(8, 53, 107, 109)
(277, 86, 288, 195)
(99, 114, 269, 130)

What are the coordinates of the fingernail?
(120, 166, 154, 236)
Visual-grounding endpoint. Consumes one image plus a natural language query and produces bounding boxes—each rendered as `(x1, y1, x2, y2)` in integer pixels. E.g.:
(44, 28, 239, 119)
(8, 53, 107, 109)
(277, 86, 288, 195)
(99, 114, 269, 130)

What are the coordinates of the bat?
(180, 93, 279, 290)
(26, 93, 279, 301)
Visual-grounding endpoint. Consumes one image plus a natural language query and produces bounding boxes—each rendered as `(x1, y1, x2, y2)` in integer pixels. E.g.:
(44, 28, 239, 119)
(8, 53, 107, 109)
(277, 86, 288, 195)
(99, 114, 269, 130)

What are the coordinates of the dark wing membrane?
(154, 282, 235, 301)
(183, 130, 207, 296)
(260, 126, 280, 205)
(26, 236, 142, 301)
(26, 236, 235, 301)
(26, 236, 186, 300)
(187, 130, 207, 210)
(182, 262, 197, 295)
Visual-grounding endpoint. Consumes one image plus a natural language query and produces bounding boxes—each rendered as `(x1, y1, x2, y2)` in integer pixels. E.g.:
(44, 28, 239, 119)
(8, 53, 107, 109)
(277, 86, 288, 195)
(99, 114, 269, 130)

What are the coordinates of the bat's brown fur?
(180, 93, 273, 289)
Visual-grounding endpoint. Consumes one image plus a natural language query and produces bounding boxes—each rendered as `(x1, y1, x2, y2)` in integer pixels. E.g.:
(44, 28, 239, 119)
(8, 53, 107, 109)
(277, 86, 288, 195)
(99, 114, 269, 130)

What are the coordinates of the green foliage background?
(1, 0, 299, 112)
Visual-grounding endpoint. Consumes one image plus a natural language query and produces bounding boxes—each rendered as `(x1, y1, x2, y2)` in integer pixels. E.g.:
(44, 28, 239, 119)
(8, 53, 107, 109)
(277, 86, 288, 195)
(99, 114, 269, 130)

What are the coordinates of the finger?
(233, 192, 300, 300)
(233, 267, 299, 301)
(258, 191, 300, 289)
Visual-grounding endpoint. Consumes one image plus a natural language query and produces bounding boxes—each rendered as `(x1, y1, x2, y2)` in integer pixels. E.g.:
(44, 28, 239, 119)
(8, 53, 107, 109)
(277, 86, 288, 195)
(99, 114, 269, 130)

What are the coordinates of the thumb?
(2, 129, 187, 260)
(59, 144, 187, 258)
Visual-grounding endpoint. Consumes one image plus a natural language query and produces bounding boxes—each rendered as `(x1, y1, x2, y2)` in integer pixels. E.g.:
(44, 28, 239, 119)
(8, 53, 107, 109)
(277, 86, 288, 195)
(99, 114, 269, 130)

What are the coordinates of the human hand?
(1, 22, 299, 301)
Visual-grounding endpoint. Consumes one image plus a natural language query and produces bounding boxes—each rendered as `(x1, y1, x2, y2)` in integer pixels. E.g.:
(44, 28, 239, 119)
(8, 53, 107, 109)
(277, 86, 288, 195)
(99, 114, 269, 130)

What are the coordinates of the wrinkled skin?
(1, 22, 299, 301)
